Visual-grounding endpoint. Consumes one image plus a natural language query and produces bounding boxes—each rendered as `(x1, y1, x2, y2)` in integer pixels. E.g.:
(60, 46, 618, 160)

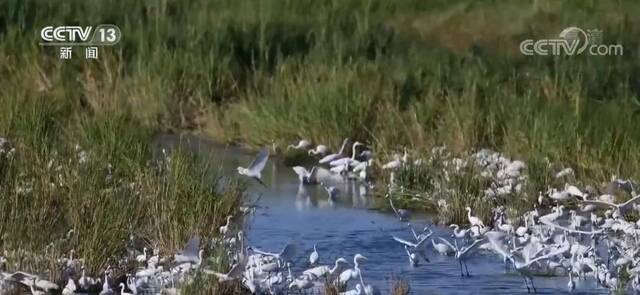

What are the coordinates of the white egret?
(99, 273, 113, 295)
(404, 245, 429, 266)
(288, 276, 313, 290)
(565, 184, 585, 198)
(392, 234, 428, 249)
(319, 138, 350, 164)
(303, 257, 349, 281)
(29, 279, 45, 295)
(509, 243, 571, 293)
(292, 166, 318, 185)
(432, 238, 455, 256)
(62, 278, 76, 295)
(309, 244, 319, 265)
(308, 144, 328, 156)
(568, 270, 575, 291)
(449, 224, 469, 239)
(287, 139, 312, 150)
(219, 215, 233, 236)
(237, 149, 269, 186)
(135, 247, 147, 263)
(337, 254, 367, 284)
(340, 284, 362, 295)
(249, 243, 297, 267)
(329, 141, 364, 168)
(79, 268, 98, 290)
(357, 271, 381, 295)
(437, 237, 484, 277)
(119, 283, 134, 295)
(548, 188, 571, 202)
(466, 207, 484, 228)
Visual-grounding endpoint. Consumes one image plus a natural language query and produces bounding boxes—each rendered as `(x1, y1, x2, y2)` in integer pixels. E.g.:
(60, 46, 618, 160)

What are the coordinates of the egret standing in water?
(319, 138, 350, 164)
(309, 244, 319, 265)
(237, 149, 269, 186)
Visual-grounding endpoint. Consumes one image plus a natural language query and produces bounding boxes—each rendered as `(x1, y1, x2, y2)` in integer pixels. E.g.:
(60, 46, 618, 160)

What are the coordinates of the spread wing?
(581, 200, 616, 209)
(621, 195, 640, 208)
(392, 235, 417, 248)
(539, 219, 604, 235)
(526, 243, 570, 267)
(248, 149, 269, 174)
(438, 237, 457, 251)
(292, 166, 309, 178)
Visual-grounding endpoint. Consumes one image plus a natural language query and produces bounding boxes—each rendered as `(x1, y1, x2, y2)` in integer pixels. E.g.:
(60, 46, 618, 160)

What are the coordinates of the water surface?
(155, 134, 607, 294)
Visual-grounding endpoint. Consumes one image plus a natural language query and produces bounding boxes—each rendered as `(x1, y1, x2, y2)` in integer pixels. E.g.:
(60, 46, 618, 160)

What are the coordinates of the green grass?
(0, 4, 246, 290)
(0, 95, 245, 288)
(2, 0, 640, 289)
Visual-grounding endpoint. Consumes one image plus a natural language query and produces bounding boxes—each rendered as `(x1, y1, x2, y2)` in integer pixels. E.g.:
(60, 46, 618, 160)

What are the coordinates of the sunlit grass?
(1, 0, 640, 289)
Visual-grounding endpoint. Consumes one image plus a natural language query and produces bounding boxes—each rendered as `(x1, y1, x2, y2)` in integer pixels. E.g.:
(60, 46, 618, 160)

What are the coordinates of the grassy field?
(2, 0, 640, 284)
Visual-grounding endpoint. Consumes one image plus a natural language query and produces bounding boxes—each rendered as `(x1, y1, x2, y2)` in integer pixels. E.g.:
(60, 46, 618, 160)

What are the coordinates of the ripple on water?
(154, 136, 610, 295)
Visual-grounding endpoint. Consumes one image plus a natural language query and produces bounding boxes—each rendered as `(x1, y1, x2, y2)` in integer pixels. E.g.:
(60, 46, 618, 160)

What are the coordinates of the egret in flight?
(237, 149, 269, 186)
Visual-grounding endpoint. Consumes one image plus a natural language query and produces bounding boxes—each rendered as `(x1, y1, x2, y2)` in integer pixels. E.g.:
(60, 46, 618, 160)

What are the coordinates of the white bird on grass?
(237, 149, 269, 186)
(287, 139, 312, 150)
(565, 184, 586, 198)
(219, 215, 233, 236)
(308, 144, 328, 156)
(382, 149, 408, 170)
(135, 247, 148, 263)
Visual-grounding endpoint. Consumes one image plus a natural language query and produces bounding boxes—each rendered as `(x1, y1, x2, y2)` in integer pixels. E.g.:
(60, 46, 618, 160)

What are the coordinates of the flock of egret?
(4, 136, 640, 294)
(230, 138, 640, 294)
